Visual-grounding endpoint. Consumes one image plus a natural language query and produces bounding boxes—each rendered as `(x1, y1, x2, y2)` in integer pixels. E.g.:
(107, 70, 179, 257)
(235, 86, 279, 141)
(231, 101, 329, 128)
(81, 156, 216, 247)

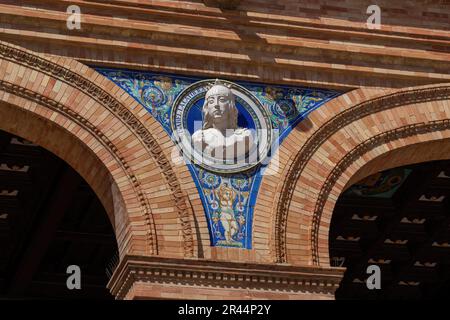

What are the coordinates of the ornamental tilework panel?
(344, 168, 412, 199)
(95, 68, 341, 249)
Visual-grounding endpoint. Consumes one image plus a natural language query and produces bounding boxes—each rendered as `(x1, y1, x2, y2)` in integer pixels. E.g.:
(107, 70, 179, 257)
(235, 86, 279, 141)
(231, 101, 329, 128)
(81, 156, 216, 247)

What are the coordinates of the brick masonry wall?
(0, 0, 448, 90)
(0, 1, 449, 299)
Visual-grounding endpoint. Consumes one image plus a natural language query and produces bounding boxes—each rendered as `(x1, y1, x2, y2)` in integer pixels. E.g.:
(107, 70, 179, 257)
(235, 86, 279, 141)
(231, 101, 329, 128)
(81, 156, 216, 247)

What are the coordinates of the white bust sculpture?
(192, 80, 254, 161)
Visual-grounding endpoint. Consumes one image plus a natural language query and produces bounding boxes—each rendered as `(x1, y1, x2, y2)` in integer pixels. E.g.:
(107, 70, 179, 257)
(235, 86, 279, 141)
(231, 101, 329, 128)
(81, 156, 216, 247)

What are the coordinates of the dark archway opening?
(330, 159, 450, 299)
(0, 129, 118, 299)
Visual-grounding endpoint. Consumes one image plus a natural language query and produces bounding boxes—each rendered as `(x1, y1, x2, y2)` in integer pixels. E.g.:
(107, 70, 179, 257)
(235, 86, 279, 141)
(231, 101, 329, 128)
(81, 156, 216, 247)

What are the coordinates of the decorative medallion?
(171, 79, 272, 174)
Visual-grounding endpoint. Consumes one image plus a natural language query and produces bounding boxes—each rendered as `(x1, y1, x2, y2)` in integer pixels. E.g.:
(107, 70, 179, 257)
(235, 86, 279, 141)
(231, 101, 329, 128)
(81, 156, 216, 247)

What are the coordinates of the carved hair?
(202, 82, 238, 130)
(218, 183, 236, 204)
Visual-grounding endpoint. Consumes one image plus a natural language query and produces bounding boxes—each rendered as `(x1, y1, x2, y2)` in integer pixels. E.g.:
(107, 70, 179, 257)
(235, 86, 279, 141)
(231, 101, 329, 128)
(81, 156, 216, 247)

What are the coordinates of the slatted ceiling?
(387, 287, 422, 300)
(85, 246, 104, 274)
(0, 194, 19, 211)
(37, 241, 68, 275)
(92, 245, 113, 273)
(9, 137, 39, 148)
(331, 159, 450, 299)
(34, 272, 108, 287)
(27, 276, 111, 300)
(401, 264, 438, 282)
(82, 199, 111, 234)
(1, 143, 42, 168)
(4, 157, 62, 272)
(0, 134, 9, 149)
(61, 196, 91, 229)
(0, 129, 117, 299)
(0, 172, 32, 189)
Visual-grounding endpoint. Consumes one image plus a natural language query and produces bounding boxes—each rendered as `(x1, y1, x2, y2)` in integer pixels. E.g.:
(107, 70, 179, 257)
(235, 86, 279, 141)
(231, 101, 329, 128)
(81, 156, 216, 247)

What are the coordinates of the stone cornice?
(50, 0, 450, 39)
(203, 0, 241, 10)
(108, 255, 345, 299)
(1, 1, 449, 89)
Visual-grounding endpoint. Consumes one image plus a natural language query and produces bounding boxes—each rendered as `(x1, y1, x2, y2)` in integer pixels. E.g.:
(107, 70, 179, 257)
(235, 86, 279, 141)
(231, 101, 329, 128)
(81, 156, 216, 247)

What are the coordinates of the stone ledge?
(108, 255, 345, 299)
(203, 0, 241, 10)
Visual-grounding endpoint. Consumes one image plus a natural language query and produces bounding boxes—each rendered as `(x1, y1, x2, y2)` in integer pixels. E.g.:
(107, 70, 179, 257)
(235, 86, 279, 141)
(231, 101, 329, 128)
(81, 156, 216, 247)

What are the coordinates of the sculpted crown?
(205, 79, 232, 93)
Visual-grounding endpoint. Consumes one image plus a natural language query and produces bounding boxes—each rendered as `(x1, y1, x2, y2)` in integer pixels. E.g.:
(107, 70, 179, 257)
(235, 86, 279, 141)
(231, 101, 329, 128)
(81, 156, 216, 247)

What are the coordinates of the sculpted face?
(203, 84, 237, 131)
(206, 92, 229, 121)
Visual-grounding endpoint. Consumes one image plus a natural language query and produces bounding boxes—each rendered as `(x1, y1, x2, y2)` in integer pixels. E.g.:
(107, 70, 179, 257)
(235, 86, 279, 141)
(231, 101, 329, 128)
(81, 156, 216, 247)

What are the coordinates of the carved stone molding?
(275, 86, 450, 264)
(0, 78, 158, 254)
(311, 119, 450, 264)
(0, 41, 194, 257)
(108, 255, 344, 299)
(203, 0, 241, 10)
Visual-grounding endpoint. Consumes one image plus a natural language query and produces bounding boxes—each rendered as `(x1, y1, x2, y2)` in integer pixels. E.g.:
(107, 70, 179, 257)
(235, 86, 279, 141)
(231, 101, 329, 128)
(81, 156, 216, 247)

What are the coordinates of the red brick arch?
(0, 41, 202, 260)
(253, 84, 450, 266)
